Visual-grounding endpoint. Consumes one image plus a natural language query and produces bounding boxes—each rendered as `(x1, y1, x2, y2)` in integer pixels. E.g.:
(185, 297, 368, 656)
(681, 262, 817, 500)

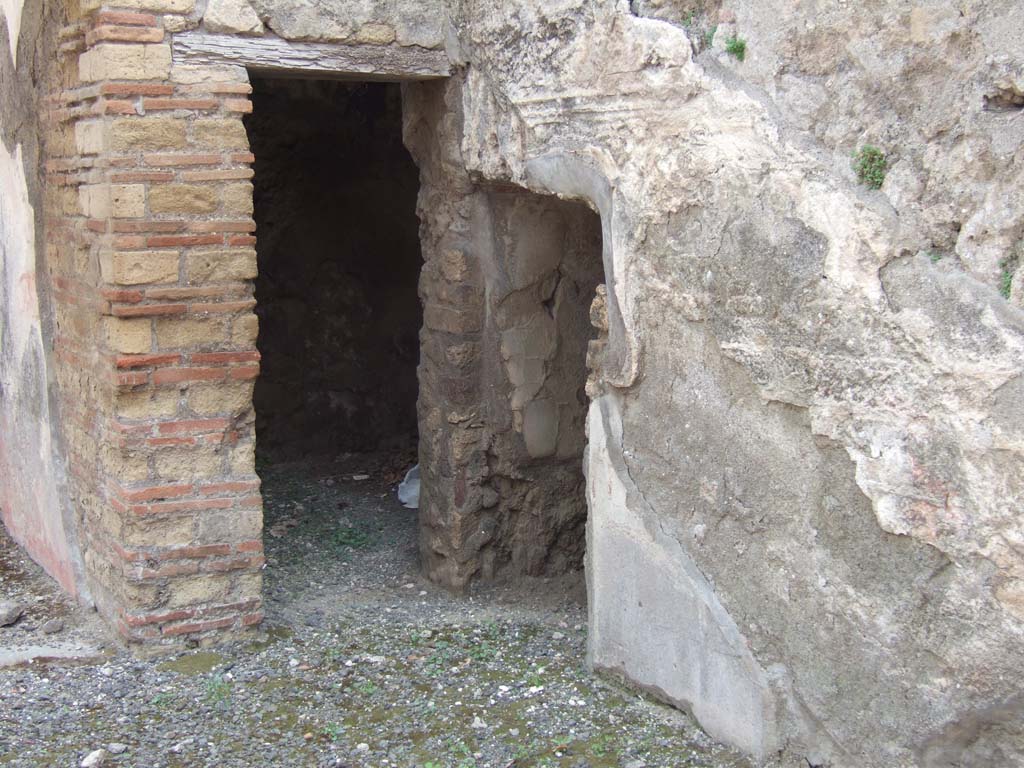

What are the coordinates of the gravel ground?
(1, 454, 754, 768)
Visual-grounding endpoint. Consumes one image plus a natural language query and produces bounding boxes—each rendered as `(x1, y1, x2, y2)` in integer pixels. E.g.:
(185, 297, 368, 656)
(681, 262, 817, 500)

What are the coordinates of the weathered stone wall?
(246, 78, 422, 460)
(474, 190, 603, 577)
(1, 0, 451, 646)
(42, 0, 266, 643)
(448, 1, 1024, 765)
(634, 0, 1024, 299)
(1, 0, 447, 645)
(3, 0, 1023, 764)
(402, 77, 482, 589)
(406, 80, 604, 585)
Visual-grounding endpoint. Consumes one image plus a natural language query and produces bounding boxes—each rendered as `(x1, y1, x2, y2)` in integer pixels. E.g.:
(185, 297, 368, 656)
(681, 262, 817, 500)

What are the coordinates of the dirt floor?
(0, 455, 753, 768)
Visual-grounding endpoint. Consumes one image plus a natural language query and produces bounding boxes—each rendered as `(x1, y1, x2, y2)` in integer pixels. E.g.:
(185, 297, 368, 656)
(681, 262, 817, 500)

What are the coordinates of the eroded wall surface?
(474, 189, 603, 577)
(635, 0, 1024, 297)
(443, 1, 1024, 765)
(0, 0, 83, 596)
(3, 0, 1023, 764)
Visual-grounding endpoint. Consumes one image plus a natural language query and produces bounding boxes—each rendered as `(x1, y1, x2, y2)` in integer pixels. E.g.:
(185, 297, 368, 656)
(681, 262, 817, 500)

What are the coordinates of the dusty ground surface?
(0, 455, 753, 768)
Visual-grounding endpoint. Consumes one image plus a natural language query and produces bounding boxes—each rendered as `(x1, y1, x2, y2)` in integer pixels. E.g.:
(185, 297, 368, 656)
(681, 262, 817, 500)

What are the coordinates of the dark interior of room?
(245, 77, 423, 462)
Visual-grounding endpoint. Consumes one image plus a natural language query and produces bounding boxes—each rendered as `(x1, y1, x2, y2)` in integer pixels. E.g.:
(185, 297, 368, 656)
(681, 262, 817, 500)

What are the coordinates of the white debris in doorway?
(397, 464, 420, 509)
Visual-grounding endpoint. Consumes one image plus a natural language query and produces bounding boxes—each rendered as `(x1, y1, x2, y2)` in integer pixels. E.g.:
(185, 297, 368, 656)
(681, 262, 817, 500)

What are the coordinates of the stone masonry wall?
(21, 0, 450, 645)
(406, 79, 604, 586)
(402, 77, 482, 589)
(450, 1, 1024, 765)
(5, 0, 449, 645)
(48, 0, 264, 644)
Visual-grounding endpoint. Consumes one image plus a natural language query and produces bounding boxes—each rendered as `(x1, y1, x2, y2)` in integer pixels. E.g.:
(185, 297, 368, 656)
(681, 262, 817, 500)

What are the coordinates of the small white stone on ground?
(80, 749, 107, 767)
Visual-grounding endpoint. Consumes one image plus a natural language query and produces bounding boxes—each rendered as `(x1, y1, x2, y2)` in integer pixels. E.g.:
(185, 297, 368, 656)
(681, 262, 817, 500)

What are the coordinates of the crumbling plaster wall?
(442, 1, 1024, 765)
(0, 0, 84, 596)
(3, 0, 1023, 762)
(634, 0, 1024, 299)
(405, 88, 605, 585)
(475, 190, 603, 577)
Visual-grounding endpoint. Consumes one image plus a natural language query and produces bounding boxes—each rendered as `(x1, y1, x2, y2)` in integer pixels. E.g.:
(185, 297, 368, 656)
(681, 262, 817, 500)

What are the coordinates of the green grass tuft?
(999, 257, 1016, 299)
(853, 145, 887, 189)
(725, 36, 746, 61)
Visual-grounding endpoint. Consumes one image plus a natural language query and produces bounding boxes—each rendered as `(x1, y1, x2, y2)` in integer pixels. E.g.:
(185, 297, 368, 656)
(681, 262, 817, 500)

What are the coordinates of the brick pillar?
(50, 1, 263, 644)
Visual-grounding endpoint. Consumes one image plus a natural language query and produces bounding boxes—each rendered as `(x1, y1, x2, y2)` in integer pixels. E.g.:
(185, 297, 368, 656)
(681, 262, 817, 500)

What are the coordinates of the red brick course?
(42, 11, 265, 647)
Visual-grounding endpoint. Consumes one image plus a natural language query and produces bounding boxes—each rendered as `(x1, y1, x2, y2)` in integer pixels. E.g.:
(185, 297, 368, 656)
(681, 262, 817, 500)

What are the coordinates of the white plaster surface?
(585, 396, 776, 759)
(0, 141, 78, 595)
(1, 0, 23, 65)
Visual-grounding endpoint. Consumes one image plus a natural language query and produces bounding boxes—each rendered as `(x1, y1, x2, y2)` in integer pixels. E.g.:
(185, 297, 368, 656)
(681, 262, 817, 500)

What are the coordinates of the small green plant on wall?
(725, 36, 747, 61)
(853, 145, 887, 189)
(999, 246, 1020, 300)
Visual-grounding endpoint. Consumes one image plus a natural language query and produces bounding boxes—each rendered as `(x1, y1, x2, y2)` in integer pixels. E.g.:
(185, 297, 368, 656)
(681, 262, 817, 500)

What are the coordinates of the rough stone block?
(424, 303, 482, 334)
(111, 117, 188, 151)
(203, 0, 264, 34)
(439, 249, 471, 282)
(355, 22, 396, 44)
(103, 317, 152, 354)
(124, 515, 194, 548)
(79, 43, 172, 82)
(79, 184, 110, 218)
(231, 313, 258, 346)
(116, 389, 180, 419)
(101, 445, 150, 483)
(192, 118, 249, 150)
(444, 341, 481, 368)
(75, 121, 107, 155)
(187, 382, 253, 415)
(156, 318, 227, 348)
(229, 440, 255, 475)
(164, 574, 233, 609)
(186, 249, 257, 282)
(82, 184, 146, 219)
(148, 184, 218, 215)
(110, 185, 146, 218)
(154, 445, 223, 480)
(101, 250, 180, 285)
(220, 183, 253, 215)
(197, 508, 262, 543)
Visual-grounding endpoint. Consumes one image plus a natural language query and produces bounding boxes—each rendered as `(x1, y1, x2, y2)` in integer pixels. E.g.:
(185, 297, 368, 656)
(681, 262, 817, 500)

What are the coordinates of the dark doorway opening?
(245, 77, 424, 619)
(245, 77, 422, 463)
